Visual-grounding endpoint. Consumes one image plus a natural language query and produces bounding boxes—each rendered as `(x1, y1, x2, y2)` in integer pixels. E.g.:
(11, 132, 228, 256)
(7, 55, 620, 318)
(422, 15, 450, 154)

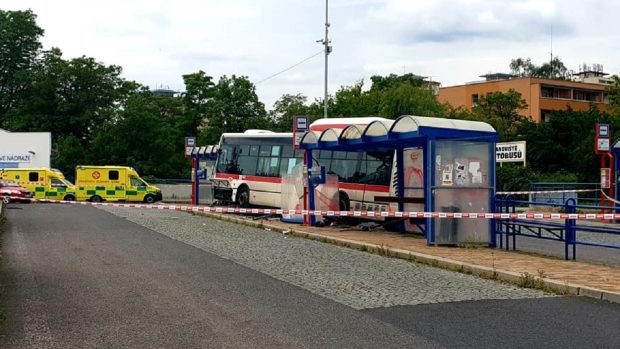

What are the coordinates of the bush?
(496, 165, 537, 192)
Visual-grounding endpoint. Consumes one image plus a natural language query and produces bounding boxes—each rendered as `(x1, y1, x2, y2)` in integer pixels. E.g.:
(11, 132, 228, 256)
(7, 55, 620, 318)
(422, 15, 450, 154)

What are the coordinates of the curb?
(193, 210, 620, 304)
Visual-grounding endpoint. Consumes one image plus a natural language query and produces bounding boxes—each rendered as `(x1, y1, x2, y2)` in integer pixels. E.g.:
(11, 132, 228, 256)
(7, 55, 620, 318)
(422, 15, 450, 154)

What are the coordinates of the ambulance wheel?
(63, 194, 75, 201)
(90, 195, 103, 203)
(236, 186, 250, 208)
(144, 194, 156, 204)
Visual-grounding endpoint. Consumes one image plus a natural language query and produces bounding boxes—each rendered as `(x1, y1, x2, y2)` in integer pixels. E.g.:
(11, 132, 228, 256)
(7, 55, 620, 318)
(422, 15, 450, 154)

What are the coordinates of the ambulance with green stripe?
(75, 166, 162, 203)
(0, 168, 77, 201)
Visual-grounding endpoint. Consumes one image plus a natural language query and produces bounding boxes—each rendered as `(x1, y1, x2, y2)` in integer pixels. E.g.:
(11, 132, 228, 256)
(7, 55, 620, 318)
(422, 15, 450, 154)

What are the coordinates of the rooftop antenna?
(316, 0, 331, 118)
(550, 24, 553, 64)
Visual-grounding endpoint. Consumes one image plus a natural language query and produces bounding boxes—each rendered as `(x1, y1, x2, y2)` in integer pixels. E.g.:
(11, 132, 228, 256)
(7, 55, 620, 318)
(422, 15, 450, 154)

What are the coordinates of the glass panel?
(329, 158, 359, 182)
(259, 145, 271, 156)
(319, 150, 332, 159)
(109, 171, 119, 180)
(238, 156, 258, 176)
(238, 145, 249, 155)
(281, 145, 294, 158)
(249, 145, 259, 156)
(257, 157, 280, 177)
(51, 178, 66, 187)
(271, 145, 281, 157)
(29, 172, 39, 182)
(432, 140, 493, 244)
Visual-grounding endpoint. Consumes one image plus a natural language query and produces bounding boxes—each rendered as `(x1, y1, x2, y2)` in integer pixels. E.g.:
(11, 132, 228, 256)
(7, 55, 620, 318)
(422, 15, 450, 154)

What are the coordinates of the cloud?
(365, 0, 573, 44)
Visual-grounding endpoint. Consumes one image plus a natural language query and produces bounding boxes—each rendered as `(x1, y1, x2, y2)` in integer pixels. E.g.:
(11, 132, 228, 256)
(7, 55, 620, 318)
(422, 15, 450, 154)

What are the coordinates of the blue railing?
(494, 195, 620, 260)
(529, 182, 600, 206)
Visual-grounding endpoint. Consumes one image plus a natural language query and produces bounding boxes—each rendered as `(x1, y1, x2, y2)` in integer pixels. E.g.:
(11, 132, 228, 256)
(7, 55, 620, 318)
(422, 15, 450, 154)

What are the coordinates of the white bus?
(211, 118, 419, 226)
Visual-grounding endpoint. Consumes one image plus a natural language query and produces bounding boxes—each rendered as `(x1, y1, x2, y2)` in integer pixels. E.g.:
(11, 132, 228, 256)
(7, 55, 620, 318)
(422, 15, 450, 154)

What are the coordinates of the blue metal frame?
(494, 196, 620, 260)
(300, 119, 499, 245)
(191, 150, 218, 205)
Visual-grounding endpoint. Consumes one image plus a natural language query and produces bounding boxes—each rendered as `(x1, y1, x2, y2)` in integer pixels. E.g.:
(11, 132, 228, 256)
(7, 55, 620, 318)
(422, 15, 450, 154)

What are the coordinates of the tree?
(509, 57, 571, 80)
(473, 89, 528, 137)
(202, 75, 270, 143)
(6, 49, 132, 144)
(369, 73, 425, 92)
(0, 10, 44, 121)
(607, 75, 620, 111)
(270, 93, 310, 131)
(181, 71, 215, 137)
(378, 83, 445, 119)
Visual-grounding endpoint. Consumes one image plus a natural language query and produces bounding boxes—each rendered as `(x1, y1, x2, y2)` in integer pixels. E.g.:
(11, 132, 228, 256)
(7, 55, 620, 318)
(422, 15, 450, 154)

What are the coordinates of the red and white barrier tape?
(7, 196, 620, 220)
(496, 189, 598, 195)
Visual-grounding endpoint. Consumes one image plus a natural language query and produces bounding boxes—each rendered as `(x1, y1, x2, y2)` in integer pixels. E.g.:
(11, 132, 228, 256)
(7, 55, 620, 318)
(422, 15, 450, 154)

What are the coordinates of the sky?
(2, 0, 619, 109)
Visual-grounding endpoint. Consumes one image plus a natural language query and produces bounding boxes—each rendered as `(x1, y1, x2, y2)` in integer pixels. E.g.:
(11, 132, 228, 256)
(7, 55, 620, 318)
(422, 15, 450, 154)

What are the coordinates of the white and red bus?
(211, 118, 406, 217)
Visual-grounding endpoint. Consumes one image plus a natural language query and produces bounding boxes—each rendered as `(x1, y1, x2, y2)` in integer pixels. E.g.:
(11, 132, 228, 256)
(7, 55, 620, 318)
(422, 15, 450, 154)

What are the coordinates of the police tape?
(8, 196, 620, 220)
(496, 189, 599, 195)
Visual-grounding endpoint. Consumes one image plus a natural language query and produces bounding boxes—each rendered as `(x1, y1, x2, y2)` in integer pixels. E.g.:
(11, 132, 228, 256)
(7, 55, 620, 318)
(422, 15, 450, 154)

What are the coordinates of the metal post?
(318, 0, 331, 119)
(307, 150, 316, 226)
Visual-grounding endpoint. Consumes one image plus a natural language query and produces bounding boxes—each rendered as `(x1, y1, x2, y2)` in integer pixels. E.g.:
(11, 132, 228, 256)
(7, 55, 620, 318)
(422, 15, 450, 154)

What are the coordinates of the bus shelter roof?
(299, 115, 497, 152)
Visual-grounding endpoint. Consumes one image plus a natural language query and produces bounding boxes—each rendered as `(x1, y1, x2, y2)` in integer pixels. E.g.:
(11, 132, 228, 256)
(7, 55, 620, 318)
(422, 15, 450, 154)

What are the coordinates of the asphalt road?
(1, 204, 619, 348)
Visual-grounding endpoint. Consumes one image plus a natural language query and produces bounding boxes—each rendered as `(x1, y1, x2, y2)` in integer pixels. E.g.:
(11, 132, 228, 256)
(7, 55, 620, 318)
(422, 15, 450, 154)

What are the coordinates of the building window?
(471, 94, 479, 106)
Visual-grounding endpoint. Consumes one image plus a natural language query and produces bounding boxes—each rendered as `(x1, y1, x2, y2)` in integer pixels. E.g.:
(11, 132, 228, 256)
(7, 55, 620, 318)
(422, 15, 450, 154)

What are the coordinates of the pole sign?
(185, 136, 196, 158)
(601, 168, 611, 189)
(495, 141, 526, 164)
(595, 123, 610, 154)
(293, 115, 309, 149)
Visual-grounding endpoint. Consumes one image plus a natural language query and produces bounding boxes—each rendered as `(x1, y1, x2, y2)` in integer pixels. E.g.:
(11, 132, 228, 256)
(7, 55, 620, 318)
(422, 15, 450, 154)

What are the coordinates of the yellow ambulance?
(75, 166, 162, 203)
(0, 168, 77, 201)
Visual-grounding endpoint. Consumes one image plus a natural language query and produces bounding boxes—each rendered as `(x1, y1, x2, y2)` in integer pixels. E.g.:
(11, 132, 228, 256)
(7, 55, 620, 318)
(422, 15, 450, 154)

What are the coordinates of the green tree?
(202, 75, 270, 143)
(181, 70, 215, 137)
(6, 49, 132, 144)
(0, 10, 44, 121)
(606, 75, 620, 111)
(473, 89, 528, 137)
(509, 57, 571, 80)
(88, 89, 188, 178)
(378, 83, 444, 119)
(270, 93, 310, 131)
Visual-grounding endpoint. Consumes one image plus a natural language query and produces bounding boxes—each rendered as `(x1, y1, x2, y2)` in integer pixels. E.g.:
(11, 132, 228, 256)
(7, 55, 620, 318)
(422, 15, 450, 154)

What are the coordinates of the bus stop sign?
(293, 115, 309, 148)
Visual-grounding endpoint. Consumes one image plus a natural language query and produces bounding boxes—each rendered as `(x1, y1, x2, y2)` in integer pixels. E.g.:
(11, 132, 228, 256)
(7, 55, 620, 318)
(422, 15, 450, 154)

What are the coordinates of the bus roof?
(221, 132, 293, 139)
(310, 117, 392, 132)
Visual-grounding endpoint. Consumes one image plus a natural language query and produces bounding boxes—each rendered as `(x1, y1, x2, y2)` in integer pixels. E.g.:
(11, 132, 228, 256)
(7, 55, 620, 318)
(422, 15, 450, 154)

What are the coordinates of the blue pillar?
(307, 150, 316, 226)
(425, 141, 434, 244)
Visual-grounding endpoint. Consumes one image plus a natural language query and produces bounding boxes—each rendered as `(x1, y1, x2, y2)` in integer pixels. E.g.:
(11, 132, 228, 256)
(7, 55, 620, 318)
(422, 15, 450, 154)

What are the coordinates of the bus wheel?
(63, 194, 75, 201)
(236, 186, 250, 208)
(144, 194, 155, 204)
(90, 195, 103, 203)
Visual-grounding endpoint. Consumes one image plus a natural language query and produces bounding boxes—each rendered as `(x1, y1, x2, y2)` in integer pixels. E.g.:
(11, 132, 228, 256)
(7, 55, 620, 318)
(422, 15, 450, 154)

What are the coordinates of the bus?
(211, 118, 412, 220)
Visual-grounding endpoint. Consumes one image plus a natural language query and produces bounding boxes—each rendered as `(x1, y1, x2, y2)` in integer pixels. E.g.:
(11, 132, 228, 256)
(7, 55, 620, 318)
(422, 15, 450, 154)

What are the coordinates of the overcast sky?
(3, 0, 619, 109)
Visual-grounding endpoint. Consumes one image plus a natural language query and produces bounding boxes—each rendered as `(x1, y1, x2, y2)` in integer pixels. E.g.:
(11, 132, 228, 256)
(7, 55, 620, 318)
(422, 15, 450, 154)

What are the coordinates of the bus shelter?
(299, 115, 498, 246)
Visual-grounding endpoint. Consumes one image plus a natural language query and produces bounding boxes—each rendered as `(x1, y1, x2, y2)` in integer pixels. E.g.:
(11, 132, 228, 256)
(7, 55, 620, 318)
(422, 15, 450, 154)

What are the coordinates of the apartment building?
(438, 72, 610, 122)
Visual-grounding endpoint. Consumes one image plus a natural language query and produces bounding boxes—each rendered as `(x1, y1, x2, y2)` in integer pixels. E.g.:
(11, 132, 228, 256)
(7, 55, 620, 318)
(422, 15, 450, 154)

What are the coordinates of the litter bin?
(438, 205, 460, 245)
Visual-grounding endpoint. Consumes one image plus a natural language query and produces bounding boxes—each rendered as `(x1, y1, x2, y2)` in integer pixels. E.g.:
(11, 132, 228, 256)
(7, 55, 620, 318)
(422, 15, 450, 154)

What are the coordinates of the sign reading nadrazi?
(0, 154, 32, 163)
(495, 141, 526, 163)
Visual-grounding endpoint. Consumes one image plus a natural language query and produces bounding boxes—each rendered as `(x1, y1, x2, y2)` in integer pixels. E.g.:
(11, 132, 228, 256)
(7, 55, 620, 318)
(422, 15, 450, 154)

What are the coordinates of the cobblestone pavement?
(100, 207, 549, 309)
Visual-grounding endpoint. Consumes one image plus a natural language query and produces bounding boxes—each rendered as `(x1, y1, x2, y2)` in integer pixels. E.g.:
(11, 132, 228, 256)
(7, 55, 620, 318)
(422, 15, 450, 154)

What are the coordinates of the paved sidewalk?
(197, 212, 620, 303)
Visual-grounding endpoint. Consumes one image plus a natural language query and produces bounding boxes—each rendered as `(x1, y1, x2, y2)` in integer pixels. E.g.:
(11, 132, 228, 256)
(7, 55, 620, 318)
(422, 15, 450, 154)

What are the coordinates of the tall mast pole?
(322, 0, 331, 118)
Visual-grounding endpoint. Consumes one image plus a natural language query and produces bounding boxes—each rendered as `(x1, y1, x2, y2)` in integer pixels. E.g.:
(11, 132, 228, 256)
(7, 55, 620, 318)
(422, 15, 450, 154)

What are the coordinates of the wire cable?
(255, 49, 324, 85)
